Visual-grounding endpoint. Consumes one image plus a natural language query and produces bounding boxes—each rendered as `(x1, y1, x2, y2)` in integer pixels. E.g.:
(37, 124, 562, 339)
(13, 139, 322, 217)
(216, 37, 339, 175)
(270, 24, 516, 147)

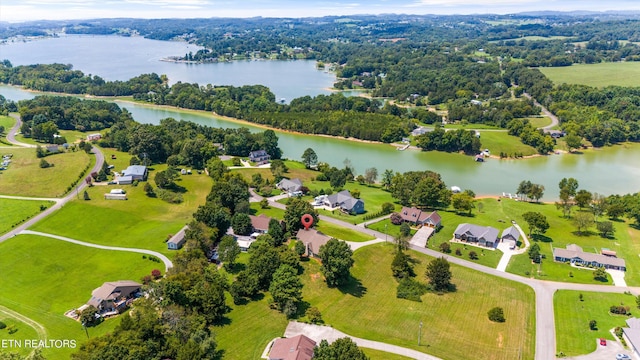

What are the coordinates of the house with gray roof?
(553, 244, 626, 271)
(323, 190, 364, 214)
(296, 229, 331, 257)
(623, 318, 640, 360)
(167, 227, 186, 250)
(87, 280, 141, 315)
(453, 223, 499, 248)
(501, 226, 520, 248)
(249, 150, 270, 165)
(122, 165, 148, 181)
(277, 178, 303, 194)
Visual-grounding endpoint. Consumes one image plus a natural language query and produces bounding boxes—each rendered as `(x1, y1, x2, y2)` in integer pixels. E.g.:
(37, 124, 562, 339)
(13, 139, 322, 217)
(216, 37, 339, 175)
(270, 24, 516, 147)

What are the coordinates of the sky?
(1, 0, 640, 23)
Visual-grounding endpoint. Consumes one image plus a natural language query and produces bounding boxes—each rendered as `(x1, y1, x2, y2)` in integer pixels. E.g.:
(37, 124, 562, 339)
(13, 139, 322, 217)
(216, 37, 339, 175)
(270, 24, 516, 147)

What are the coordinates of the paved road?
(20, 230, 173, 271)
(284, 321, 441, 360)
(0, 114, 105, 243)
(523, 93, 559, 130)
(7, 113, 36, 148)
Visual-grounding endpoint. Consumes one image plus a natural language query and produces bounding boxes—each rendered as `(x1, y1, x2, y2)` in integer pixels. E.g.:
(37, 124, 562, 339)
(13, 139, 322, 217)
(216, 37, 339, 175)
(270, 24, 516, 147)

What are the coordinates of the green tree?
(305, 307, 323, 324)
(452, 192, 475, 214)
(83, 190, 90, 200)
(231, 213, 253, 236)
(593, 267, 607, 281)
(517, 180, 533, 201)
(295, 240, 307, 257)
(382, 169, 394, 189)
(575, 189, 593, 209)
(607, 202, 625, 220)
(573, 212, 594, 235)
(270, 159, 288, 182)
(193, 203, 231, 237)
(589, 319, 597, 330)
(522, 212, 549, 236)
(314, 338, 369, 360)
(267, 218, 285, 247)
(564, 133, 583, 152)
(487, 307, 505, 322)
(391, 250, 413, 279)
(269, 264, 303, 316)
(205, 157, 228, 181)
(155, 168, 178, 189)
(425, 257, 452, 292)
(528, 243, 541, 263)
(364, 167, 378, 184)
(319, 239, 354, 287)
(596, 221, 615, 238)
(284, 197, 319, 233)
(79, 305, 100, 327)
(529, 184, 545, 202)
(301, 147, 318, 168)
(218, 235, 240, 270)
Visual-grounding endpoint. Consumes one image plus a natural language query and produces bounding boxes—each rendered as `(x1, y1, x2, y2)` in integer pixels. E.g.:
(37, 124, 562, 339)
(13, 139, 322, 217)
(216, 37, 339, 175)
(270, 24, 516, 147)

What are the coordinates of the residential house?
(399, 207, 442, 228)
(122, 165, 148, 181)
(167, 228, 186, 250)
(501, 226, 521, 249)
(86, 133, 102, 141)
(453, 223, 499, 248)
(249, 214, 273, 234)
(249, 150, 270, 165)
(115, 175, 133, 185)
(622, 318, 640, 360)
(268, 334, 316, 360)
(411, 127, 432, 136)
(553, 244, 626, 271)
(296, 229, 330, 257)
(46, 145, 60, 153)
(277, 178, 303, 194)
(87, 280, 141, 315)
(323, 190, 365, 214)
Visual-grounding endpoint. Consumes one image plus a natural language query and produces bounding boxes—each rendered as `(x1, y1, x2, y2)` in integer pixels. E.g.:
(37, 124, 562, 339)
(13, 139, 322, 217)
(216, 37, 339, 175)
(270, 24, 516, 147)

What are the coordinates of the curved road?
(523, 92, 560, 130)
(0, 113, 105, 243)
(20, 230, 173, 271)
(255, 189, 640, 360)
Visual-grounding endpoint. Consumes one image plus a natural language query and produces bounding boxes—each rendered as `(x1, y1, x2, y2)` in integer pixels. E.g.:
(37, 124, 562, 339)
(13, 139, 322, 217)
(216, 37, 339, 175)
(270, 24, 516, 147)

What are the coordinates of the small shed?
(167, 228, 186, 250)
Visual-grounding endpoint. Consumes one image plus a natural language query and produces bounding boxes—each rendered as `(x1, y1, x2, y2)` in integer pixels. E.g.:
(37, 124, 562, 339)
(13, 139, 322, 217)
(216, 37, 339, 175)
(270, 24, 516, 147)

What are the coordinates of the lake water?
(0, 35, 336, 101)
(1, 35, 639, 199)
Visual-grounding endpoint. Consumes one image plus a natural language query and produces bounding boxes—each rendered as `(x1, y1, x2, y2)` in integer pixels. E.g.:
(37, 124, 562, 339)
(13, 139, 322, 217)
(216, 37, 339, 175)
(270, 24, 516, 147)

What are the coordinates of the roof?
(566, 244, 583, 252)
(341, 197, 363, 211)
(249, 150, 268, 157)
(626, 318, 640, 329)
(326, 190, 353, 206)
(623, 327, 640, 353)
(424, 211, 442, 225)
(501, 226, 520, 241)
(454, 223, 499, 242)
(400, 206, 422, 222)
(123, 165, 147, 177)
(269, 335, 316, 360)
(553, 246, 626, 268)
(88, 280, 141, 308)
(277, 178, 303, 192)
(167, 228, 186, 246)
(249, 214, 272, 232)
(601, 249, 617, 257)
(296, 229, 330, 255)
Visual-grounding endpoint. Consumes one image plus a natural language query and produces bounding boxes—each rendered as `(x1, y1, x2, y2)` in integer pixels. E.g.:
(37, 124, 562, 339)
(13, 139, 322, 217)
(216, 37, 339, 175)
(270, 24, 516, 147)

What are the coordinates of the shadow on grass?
(571, 230, 595, 237)
(532, 234, 553, 243)
(225, 262, 246, 274)
(337, 275, 367, 298)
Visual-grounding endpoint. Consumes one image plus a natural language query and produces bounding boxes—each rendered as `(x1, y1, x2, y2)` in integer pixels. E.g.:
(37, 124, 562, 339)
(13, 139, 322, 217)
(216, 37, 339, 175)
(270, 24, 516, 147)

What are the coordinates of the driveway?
(563, 338, 631, 360)
(607, 269, 628, 287)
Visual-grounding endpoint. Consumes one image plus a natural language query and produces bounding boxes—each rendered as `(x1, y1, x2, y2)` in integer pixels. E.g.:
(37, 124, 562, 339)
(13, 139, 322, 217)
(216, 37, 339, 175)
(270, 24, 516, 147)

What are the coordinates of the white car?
(616, 354, 631, 360)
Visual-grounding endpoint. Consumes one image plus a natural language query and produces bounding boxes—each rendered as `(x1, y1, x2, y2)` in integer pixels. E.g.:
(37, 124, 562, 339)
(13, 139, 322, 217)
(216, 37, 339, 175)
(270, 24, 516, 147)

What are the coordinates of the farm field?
(301, 243, 536, 360)
(29, 167, 211, 255)
(0, 147, 92, 198)
(554, 290, 636, 356)
(0, 234, 160, 359)
(0, 198, 53, 235)
(540, 62, 640, 88)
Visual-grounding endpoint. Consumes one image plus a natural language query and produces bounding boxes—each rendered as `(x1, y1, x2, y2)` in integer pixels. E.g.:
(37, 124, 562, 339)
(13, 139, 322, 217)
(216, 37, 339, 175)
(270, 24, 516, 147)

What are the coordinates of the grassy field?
(30, 166, 211, 255)
(0, 315, 40, 356)
(0, 147, 92, 197)
(0, 198, 53, 235)
(301, 243, 536, 360)
(478, 131, 538, 157)
(0, 115, 15, 146)
(0, 234, 160, 359)
(363, 349, 413, 360)
(554, 290, 636, 357)
(540, 62, 640, 88)
(315, 221, 375, 242)
(525, 116, 553, 128)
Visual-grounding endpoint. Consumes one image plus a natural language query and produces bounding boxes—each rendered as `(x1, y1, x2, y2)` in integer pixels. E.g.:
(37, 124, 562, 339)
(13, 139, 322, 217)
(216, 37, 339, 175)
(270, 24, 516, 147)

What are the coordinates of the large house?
(122, 165, 148, 181)
(268, 334, 316, 360)
(322, 190, 365, 214)
(399, 207, 442, 228)
(296, 229, 331, 257)
(553, 244, 626, 271)
(501, 226, 521, 249)
(277, 178, 303, 194)
(623, 318, 640, 360)
(87, 280, 141, 315)
(249, 150, 270, 165)
(453, 223, 499, 248)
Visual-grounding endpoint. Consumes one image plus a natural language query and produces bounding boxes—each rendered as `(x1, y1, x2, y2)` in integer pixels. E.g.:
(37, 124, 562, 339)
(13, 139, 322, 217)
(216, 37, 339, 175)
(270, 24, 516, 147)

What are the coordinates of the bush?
(439, 242, 451, 253)
(469, 251, 479, 260)
(488, 307, 505, 322)
(260, 198, 270, 209)
(0, 321, 6, 329)
(589, 319, 597, 330)
(396, 278, 428, 302)
(306, 307, 323, 324)
(151, 269, 162, 279)
(156, 188, 183, 204)
(455, 248, 462, 256)
(232, 157, 241, 166)
(610, 305, 631, 315)
(390, 212, 403, 225)
(39, 159, 51, 168)
(381, 202, 395, 214)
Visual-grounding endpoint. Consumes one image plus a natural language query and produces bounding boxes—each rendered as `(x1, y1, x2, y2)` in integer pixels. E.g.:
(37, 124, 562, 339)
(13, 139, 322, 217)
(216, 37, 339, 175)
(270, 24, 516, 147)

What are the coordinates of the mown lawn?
(0, 198, 53, 235)
(363, 348, 413, 360)
(0, 147, 92, 197)
(301, 243, 535, 360)
(0, 115, 15, 145)
(0, 234, 160, 359)
(540, 62, 640, 88)
(478, 131, 538, 157)
(525, 116, 552, 128)
(0, 315, 40, 356)
(30, 168, 212, 255)
(554, 290, 636, 357)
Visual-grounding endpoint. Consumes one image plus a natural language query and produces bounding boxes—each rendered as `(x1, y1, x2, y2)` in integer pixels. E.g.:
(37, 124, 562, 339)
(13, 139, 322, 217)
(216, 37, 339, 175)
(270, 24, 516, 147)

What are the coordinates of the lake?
(0, 35, 336, 101)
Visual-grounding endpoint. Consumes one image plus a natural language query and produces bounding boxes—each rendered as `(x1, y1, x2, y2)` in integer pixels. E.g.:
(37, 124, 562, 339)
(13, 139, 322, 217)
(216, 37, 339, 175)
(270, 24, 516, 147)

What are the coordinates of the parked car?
(616, 354, 630, 360)
(600, 338, 607, 346)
